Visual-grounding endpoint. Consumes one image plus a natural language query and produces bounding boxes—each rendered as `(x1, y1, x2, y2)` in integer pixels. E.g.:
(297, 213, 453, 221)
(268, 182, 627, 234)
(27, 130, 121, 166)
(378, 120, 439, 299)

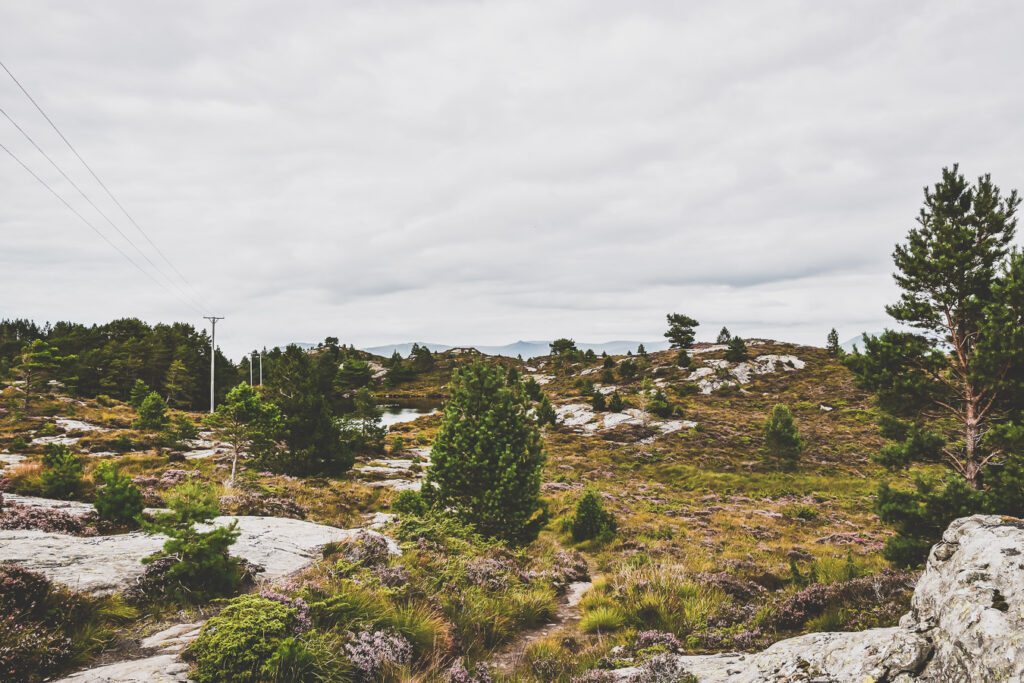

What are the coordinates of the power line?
(0, 58, 213, 312)
(0, 105, 209, 315)
(0, 140, 187, 301)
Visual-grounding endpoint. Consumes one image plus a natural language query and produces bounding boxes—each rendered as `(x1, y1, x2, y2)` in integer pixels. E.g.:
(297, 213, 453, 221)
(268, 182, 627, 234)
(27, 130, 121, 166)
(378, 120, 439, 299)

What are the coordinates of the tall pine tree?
(847, 165, 1024, 565)
(422, 361, 547, 544)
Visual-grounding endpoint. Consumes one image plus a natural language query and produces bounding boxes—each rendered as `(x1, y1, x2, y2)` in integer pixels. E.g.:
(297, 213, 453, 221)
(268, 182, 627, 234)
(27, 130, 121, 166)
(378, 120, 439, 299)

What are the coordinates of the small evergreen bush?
(725, 337, 748, 362)
(392, 489, 427, 517)
(39, 444, 83, 500)
(142, 480, 242, 603)
(134, 391, 168, 431)
(186, 594, 297, 682)
(591, 391, 606, 411)
(763, 404, 805, 471)
(93, 462, 144, 525)
(571, 489, 617, 543)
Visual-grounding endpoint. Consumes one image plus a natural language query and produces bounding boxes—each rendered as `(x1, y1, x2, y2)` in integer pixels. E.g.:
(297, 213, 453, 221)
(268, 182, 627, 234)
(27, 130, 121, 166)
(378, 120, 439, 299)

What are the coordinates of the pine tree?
(637, 343, 647, 356)
(826, 329, 841, 357)
(664, 313, 699, 349)
(608, 391, 624, 413)
(164, 359, 195, 408)
(536, 395, 557, 426)
(717, 327, 732, 343)
(93, 461, 144, 525)
(269, 345, 353, 475)
(39, 444, 83, 499)
(135, 391, 169, 431)
(129, 378, 151, 409)
(549, 338, 577, 355)
(11, 340, 72, 410)
(845, 165, 1024, 565)
(725, 337, 748, 362)
(571, 488, 617, 543)
(592, 390, 606, 411)
(422, 361, 548, 544)
(142, 480, 241, 604)
(206, 383, 283, 487)
(763, 404, 804, 471)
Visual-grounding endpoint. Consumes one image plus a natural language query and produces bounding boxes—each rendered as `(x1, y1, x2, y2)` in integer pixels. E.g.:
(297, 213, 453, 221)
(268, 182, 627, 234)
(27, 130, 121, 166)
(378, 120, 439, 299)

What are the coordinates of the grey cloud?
(1, 1, 1022, 356)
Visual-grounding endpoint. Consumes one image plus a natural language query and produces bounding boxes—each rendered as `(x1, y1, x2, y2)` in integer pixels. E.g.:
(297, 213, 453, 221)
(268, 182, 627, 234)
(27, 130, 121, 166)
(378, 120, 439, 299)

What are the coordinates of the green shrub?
(39, 422, 58, 437)
(764, 404, 805, 471)
(592, 391, 606, 411)
(40, 444, 83, 500)
(134, 391, 168, 431)
(142, 480, 241, 603)
(391, 489, 427, 517)
(186, 595, 297, 682)
(9, 435, 28, 451)
(571, 489, 617, 543)
(536, 396, 557, 426)
(649, 390, 672, 418)
(608, 392, 624, 413)
(93, 462, 144, 525)
(725, 337, 748, 362)
(391, 435, 405, 453)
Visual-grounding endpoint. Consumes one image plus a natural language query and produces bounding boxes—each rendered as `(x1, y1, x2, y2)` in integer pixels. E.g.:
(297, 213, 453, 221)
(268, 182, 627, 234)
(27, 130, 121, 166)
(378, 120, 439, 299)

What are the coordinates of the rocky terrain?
(608, 515, 1024, 682)
(0, 339, 1005, 682)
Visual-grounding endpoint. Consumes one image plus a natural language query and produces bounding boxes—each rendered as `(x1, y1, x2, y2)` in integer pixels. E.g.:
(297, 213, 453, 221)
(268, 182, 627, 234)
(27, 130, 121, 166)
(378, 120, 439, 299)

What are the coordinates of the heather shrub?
(634, 630, 683, 654)
(572, 671, 618, 683)
(39, 444, 83, 499)
(0, 563, 137, 681)
(93, 461, 144, 525)
(771, 569, 915, 630)
(0, 501, 97, 535)
(344, 628, 413, 682)
(339, 530, 393, 567)
(447, 660, 494, 682)
(627, 653, 698, 683)
(219, 492, 308, 519)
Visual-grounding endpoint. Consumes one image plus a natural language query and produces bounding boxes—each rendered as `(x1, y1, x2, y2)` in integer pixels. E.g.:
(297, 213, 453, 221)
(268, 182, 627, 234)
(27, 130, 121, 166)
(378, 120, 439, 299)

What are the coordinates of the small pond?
(377, 399, 444, 429)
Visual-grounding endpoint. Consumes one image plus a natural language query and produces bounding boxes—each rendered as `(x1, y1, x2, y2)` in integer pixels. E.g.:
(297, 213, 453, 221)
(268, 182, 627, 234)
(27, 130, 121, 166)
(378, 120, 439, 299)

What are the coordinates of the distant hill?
(842, 333, 891, 353)
(362, 340, 671, 359)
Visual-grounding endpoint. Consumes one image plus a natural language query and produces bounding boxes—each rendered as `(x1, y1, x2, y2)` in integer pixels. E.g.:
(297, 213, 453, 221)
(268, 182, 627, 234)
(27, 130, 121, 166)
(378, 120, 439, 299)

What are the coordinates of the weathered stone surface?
(604, 515, 1024, 682)
(0, 515, 399, 594)
(56, 654, 191, 682)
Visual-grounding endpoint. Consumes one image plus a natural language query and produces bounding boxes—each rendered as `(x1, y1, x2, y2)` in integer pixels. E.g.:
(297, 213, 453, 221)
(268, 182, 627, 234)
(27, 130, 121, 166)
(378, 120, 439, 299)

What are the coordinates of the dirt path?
(488, 579, 593, 675)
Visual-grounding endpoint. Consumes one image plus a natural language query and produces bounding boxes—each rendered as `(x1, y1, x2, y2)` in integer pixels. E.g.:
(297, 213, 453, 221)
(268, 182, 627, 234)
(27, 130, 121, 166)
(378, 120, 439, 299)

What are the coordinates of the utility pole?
(259, 349, 263, 385)
(204, 316, 224, 413)
(249, 351, 254, 385)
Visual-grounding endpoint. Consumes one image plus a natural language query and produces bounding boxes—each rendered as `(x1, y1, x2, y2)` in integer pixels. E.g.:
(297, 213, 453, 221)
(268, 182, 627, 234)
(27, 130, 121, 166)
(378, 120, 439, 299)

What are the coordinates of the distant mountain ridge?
(361, 339, 672, 359)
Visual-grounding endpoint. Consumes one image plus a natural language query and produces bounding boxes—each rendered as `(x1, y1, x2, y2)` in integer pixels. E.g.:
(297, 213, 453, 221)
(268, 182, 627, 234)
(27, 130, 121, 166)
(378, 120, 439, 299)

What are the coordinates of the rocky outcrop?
(56, 622, 204, 682)
(609, 515, 1024, 682)
(0, 516, 400, 594)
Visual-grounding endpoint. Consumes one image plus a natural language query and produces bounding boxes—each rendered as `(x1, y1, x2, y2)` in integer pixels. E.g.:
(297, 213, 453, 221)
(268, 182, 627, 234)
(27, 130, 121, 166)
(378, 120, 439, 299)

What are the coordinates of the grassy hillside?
(0, 339, 923, 681)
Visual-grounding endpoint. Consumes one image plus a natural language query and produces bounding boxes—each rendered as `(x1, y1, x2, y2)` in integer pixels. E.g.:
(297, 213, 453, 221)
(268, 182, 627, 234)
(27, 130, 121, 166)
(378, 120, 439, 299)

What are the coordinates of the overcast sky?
(2, 1, 1023, 359)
